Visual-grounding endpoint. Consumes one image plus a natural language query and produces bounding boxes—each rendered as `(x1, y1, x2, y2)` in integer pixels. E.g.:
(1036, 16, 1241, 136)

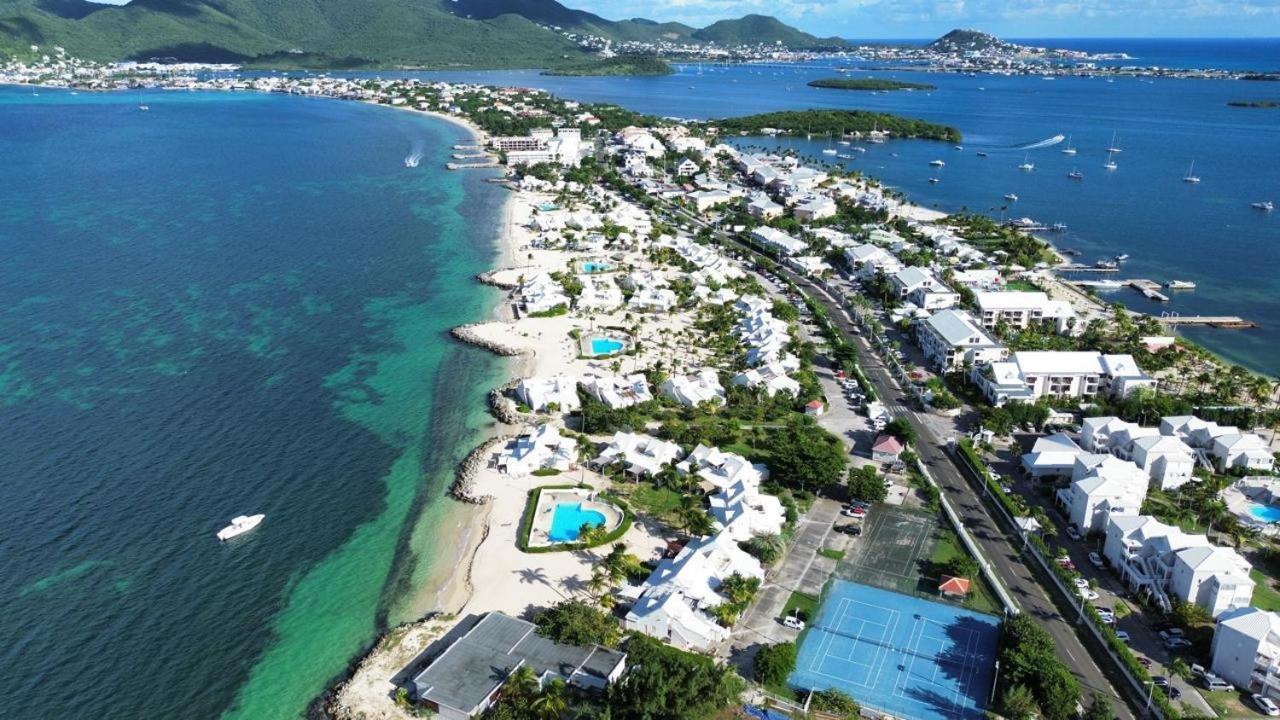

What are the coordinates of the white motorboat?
(1253, 201, 1274, 212)
(821, 148, 838, 156)
(929, 159, 945, 167)
(1165, 280, 1196, 290)
(928, 177, 941, 184)
(1004, 193, 1019, 202)
(1068, 169, 1083, 180)
(217, 514, 265, 541)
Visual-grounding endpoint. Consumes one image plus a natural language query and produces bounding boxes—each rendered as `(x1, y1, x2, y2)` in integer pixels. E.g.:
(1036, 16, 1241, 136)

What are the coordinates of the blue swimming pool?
(538, 202, 559, 212)
(582, 261, 612, 273)
(549, 502, 606, 542)
(1250, 503, 1280, 523)
(589, 337, 624, 356)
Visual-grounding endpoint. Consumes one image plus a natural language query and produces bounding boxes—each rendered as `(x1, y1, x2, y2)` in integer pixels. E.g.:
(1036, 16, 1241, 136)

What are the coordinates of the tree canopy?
(607, 634, 745, 720)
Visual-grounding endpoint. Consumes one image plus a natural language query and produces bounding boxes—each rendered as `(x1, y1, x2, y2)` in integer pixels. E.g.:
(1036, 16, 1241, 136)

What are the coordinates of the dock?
(447, 161, 500, 170)
(1154, 315, 1259, 329)
(1056, 264, 1119, 273)
(453, 144, 483, 150)
(1127, 279, 1169, 303)
(452, 152, 489, 160)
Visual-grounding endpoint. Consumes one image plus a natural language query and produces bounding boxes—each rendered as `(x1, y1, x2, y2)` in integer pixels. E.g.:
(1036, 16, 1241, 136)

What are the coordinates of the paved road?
(660, 201, 1143, 718)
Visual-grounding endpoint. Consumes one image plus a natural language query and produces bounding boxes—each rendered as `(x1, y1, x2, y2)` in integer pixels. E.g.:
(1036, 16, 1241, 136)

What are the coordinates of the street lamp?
(988, 660, 1001, 707)
(1143, 680, 1155, 718)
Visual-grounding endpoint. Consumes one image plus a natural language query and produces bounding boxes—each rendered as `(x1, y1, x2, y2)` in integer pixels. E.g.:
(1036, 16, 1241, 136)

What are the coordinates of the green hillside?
(691, 14, 848, 48)
(0, 0, 845, 67)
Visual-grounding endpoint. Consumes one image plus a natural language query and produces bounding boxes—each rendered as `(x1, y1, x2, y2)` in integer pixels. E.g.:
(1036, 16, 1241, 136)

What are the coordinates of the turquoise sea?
(410, 43, 1280, 375)
(0, 87, 506, 719)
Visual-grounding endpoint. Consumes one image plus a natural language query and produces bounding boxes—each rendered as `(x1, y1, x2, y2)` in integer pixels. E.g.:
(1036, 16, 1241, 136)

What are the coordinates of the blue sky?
(566, 0, 1280, 38)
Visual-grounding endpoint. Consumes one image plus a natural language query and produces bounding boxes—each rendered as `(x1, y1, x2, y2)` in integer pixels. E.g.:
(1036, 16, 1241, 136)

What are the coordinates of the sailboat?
(821, 133, 838, 156)
(1106, 131, 1123, 154)
(1182, 161, 1201, 184)
(1018, 154, 1034, 171)
(1104, 150, 1118, 171)
(1068, 168, 1083, 180)
(1061, 135, 1077, 155)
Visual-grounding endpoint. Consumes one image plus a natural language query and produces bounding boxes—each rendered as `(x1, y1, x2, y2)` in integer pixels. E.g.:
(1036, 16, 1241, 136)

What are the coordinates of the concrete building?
(751, 226, 807, 256)
(1056, 456, 1149, 534)
(974, 351, 1157, 406)
(917, 309, 1007, 371)
(660, 369, 725, 408)
(411, 612, 626, 719)
(515, 376, 581, 413)
(974, 291, 1077, 334)
(1211, 607, 1280, 698)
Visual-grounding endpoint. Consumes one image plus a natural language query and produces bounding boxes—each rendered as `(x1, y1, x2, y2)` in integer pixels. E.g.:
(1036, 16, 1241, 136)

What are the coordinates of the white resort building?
(916, 309, 1007, 371)
(974, 351, 1157, 406)
(1211, 607, 1280, 699)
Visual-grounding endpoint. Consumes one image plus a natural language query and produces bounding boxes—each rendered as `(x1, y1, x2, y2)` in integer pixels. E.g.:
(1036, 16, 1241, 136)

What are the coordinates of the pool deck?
(528, 488, 625, 548)
(1225, 479, 1280, 536)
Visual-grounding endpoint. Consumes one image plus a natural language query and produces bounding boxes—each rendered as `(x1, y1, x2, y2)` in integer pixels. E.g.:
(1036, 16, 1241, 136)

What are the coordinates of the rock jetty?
(450, 435, 511, 504)
(449, 323, 529, 357)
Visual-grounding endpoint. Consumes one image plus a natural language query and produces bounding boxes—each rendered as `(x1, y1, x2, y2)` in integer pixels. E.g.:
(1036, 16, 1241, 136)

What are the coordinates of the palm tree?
(503, 664, 540, 704)
(530, 678, 567, 720)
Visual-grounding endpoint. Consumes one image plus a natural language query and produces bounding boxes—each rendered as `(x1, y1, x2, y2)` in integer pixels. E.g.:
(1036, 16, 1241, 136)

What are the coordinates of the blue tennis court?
(790, 580, 1000, 720)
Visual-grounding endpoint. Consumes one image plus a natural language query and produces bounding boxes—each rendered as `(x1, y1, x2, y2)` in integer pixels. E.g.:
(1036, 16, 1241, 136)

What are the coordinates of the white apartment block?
(916, 309, 1007, 371)
(974, 291, 1077, 334)
(974, 351, 1157, 406)
(1212, 608, 1280, 699)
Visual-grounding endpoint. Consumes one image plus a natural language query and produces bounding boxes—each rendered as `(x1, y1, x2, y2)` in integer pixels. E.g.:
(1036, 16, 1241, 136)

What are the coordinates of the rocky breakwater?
(449, 435, 512, 504)
(476, 265, 542, 289)
(488, 378, 543, 426)
(450, 323, 531, 358)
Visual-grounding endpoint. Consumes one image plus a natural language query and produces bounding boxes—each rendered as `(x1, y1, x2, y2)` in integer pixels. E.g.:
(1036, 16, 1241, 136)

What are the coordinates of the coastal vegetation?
(534, 600, 621, 647)
(605, 634, 746, 719)
(808, 78, 937, 91)
(710, 109, 962, 143)
(544, 54, 673, 77)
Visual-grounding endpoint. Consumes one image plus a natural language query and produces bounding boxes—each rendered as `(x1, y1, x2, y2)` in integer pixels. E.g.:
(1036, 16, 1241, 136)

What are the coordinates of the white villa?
(497, 425, 576, 475)
(1080, 416, 1197, 489)
(520, 273, 570, 315)
(731, 364, 801, 397)
(890, 267, 959, 310)
(751, 227, 807, 256)
(580, 374, 652, 409)
(1022, 432, 1085, 478)
(1212, 607, 1280, 699)
(624, 532, 763, 652)
(515, 376, 581, 413)
(975, 351, 1157, 406)
(661, 369, 725, 408)
(1212, 432, 1275, 473)
(917, 309, 1007, 371)
(628, 287, 678, 313)
(577, 277, 623, 311)
(1104, 515, 1255, 617)
(844, 244, 902, 278)
(592, 431, 683, 477)
(1056, 455, 1149, 534)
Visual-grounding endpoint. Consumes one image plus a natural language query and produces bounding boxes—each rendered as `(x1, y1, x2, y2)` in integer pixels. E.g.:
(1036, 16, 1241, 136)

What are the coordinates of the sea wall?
(488, 378, 543, 426)
(449, 323, 529, 357)
(449, 435, 512, 504)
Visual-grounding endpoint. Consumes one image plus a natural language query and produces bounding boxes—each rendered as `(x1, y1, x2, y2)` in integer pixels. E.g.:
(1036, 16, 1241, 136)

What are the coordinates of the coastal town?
(7, 49, 1280, 720)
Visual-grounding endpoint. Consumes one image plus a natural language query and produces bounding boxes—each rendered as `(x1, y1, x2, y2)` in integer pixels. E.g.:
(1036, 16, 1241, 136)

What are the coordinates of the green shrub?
(753, 641, 797, 686)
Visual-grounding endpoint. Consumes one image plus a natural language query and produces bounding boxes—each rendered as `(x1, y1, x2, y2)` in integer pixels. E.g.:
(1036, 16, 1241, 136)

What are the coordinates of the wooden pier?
(1127, 279, 1169, 303)
(453, 144, 483, 150)
(1057, 264, 1119, 273)
(452, 152, 489, 160)
(1154, 315, 1259, 329)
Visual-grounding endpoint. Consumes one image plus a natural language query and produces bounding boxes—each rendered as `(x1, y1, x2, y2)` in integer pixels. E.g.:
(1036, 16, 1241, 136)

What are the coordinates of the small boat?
(821, 148, 838, 156)
(1165, 280, 1196, 289)
(1051, 223, 1068, 232)
(1115, 254, 1130, 262)
(852, 147, 867, 154)
(1061, 135, 1077, 155)
(1068, 169, 1083, 180)
(929, 159, 946, 167)
(1096, 259, 1118, 269)
(404, 154, 420, 168)
(975, 151, 988, 158)
(1106, 131, 1123, 153)
(838, 140, 850, 146)
(1004, 193, 1019, 202)
(1104, 151, 1118, 170)
(1007, 217, 1047, 230)
(217, 514, 265, 542)
(954, 145, 964, 151)
(928, 177, 941, 184)
(139, 105, 150, 112)
(1253, 201, 1275, 212)
(1018, 154, 1034, 171)
(1182, 160, 1200, 183)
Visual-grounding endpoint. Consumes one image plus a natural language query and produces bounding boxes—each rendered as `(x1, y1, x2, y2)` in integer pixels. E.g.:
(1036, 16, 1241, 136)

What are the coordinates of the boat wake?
(1012, 134, 1066, 151)
(404, 153, 422, 168)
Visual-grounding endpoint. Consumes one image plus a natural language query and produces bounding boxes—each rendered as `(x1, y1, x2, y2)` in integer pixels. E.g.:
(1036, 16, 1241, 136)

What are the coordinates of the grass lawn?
(781, 590, 819, 623)
(818, 548, 845, 561)
(616, 482, 683, 525)
(1201, 688, 1262, 718)
(1003, 280, 1042, 292)
(930, 529, 1000, 615)
(1252, 568, 1280, 611)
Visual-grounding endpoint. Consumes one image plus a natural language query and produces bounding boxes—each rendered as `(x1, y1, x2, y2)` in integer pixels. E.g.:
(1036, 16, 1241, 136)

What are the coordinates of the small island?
(808, 77, 937, 92)
(710, 108, 961, 143)
(543, 54, 672, 77)
(1227, 100, 1280, 108)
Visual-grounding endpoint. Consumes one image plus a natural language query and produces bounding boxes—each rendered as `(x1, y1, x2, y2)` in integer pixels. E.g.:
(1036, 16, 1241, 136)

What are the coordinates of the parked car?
(1115, 630, 1131, 643)
(838, 525, 863, 536)
(782, 615, 806, 630)
(1066, 526, 1083, 541)
(1088, 552, 1105, 569)
(846, 500, 872, 510)
(1165, 686, 1182, 701)
(1055, 557, 1077, 572)
(1073, 578, 1091, 589)
(1136, 657, 1152, 669)
(1152, 676, 1169, 689)
(1095, 610, 1115, 625)
(1078, 588, 1100, 601)
(842, 507, 867, 518)
(1165, 637, 1192, 650)
(1158, 629, 1185, 642)
(1253, 694, 1280, 716)
(1190, 663, 1206, 677)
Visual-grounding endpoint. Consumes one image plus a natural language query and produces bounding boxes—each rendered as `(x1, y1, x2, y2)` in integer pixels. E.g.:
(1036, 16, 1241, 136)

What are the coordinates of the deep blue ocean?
(0, 87, 506, 718)
(411, 40, 1280, 375)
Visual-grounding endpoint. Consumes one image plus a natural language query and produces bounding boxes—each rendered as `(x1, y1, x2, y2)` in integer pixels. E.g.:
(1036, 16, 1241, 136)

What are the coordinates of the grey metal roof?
(927, 310, 985, 346)
(411, 613, 625, 714)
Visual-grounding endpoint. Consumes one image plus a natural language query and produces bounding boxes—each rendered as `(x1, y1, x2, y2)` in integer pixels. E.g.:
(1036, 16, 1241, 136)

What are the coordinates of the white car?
(1066, 526, 1082, 541)
(1253, 694, 1280, 716)
(1073, 578, 1091, 589)
(1078, 587, 1100, 601)
(782, 615, 805, 630)
(1088, 552, 1105, 569)
(1115, 630, 1131, 643)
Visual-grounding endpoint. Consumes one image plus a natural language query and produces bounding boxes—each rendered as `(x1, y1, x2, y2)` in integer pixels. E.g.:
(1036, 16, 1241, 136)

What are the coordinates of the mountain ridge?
(0, 0, 847, 67)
